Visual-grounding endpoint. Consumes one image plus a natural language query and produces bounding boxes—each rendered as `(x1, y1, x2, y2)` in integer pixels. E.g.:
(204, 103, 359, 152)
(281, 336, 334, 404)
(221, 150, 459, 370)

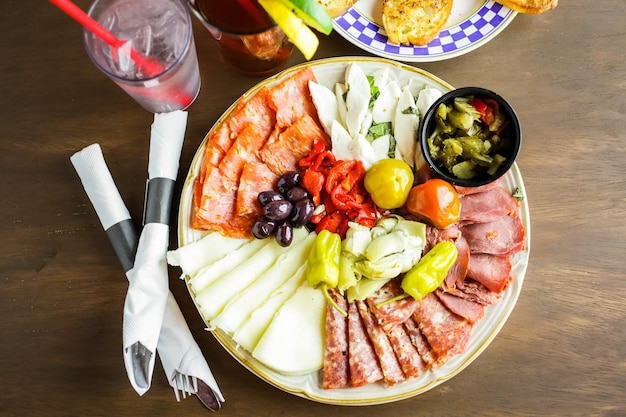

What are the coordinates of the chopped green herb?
(512, 187, 524, 201)
(367, 121, 392, 142)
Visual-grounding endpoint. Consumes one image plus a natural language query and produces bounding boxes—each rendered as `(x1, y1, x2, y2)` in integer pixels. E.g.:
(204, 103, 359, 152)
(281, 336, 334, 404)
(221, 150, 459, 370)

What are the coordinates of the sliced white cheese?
(188, 238, 269, 295)
(330, 120, 353, 161)
(344, 63, 371, 138)
(233, 264, 307, 352)
(416, 88, 443, 121)
(211, 233, 315, 335)
(194, 228, 308, 321)
(166, 232, 251, 278)
(371, 80, 401, 124)
(348, 135, 378, 170)
(371, 134, 391, 162)
(308, 80, 338, 136)
(252, 282, 326, 375)
(394, 88, 419, 167)
(334, 83, 347, 128)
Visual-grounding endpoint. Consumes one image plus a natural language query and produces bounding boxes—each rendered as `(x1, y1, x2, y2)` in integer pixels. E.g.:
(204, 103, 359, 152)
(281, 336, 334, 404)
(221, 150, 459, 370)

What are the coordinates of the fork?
(173, 372, 222, 411)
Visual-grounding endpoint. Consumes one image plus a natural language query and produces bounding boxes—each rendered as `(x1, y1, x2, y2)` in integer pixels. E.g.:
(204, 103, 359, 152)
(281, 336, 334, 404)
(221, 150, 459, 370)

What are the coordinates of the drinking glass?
(187, 0, 293, 77)
(83, 0, 201, 113)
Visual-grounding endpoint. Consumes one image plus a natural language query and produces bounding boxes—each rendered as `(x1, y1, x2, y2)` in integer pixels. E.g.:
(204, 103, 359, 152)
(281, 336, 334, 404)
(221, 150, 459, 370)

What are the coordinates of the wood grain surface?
(1, 1, 625, 416)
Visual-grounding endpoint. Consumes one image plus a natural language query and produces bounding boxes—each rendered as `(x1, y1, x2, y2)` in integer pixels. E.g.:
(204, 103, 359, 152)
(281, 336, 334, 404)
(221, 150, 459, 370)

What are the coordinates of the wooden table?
(2, 1, 625, 416)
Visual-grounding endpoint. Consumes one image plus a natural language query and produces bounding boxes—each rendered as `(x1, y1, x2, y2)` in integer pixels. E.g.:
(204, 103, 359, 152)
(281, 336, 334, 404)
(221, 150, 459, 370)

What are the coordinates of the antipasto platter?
(174, 57, 530, 405)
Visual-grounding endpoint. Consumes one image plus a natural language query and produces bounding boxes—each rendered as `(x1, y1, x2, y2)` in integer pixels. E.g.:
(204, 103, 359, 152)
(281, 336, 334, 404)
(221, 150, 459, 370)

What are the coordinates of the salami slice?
(384, 323, 424, 379)
(442, 234, 470, 290)
(357, 300, 405, 386)
(412, 293, 473, 361)
(366, 279, 418, 331)
(322, 289, 350, 390)
(403, 317, 439, 369)
(347, 300, 383, 387)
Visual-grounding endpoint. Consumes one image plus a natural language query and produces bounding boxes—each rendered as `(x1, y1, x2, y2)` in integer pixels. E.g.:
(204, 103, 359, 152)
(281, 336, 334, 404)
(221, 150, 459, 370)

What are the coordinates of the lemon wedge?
(278, 0, 333, 35)
(258, 0, 320, 60)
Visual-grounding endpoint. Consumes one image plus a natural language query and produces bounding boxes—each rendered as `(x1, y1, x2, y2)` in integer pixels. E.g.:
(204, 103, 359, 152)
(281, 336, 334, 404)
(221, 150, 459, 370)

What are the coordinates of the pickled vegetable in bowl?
(417, 87, 522, 187)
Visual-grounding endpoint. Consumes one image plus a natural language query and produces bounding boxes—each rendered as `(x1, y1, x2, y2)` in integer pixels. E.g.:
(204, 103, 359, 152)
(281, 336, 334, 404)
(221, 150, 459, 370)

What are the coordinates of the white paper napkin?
(121, 111, 188, 394)
(70, 142, 224, 405)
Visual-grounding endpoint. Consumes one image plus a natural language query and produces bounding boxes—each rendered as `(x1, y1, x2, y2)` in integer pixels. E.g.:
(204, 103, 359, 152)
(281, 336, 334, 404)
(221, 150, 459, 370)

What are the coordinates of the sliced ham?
(366, 279, 417, 331)
(347, 300, 383, 387)
(459, 186, 520, 225)
(356, 300, 405, 386)
(322, 289, 350, 390)
(412, 293, 473, 361)
(443, 234, 470, 290)
(454, 279, 501, 306)
(467, 253, 513, 293)
(461, 212, 525, 256)
(435, 289, 485, 324)
(453, 177, 504, 196)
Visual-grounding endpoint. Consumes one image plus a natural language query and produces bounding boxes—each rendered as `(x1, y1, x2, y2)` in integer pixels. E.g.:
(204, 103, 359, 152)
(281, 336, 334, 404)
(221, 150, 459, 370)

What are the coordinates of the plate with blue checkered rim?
(333, 0, 517, 62)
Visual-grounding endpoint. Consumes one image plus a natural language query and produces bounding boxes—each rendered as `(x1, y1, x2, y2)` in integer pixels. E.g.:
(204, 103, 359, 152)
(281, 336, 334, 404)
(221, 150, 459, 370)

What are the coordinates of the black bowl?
(416, 87, 522, 188)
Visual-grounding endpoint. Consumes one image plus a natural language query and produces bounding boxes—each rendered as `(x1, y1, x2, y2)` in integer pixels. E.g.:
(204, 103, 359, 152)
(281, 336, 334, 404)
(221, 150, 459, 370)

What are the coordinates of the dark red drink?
(190, 0, 293, 76)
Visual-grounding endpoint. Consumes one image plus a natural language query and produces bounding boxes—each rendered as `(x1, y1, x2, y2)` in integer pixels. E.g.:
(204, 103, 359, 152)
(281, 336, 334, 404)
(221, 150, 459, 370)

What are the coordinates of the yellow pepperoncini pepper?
(400, 241, 458, 300)
(306, 229, 347, 316)
(364, 159, 414, 210)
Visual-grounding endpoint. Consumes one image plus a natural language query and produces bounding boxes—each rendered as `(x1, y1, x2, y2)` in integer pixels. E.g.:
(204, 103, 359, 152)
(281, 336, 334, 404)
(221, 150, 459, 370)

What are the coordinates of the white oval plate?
(333, 0, 517, 62)
(177, 57, 530, 405)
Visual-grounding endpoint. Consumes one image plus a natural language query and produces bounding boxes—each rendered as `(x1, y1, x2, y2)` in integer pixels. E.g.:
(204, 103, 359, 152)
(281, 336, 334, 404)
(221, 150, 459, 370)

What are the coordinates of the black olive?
(257, 190, 283, 206)
(277, 171, 301, 195)
(251, 218, 277, 239)
(285, 186, 310, 203)
(275, 222, 294, 247)
(263, 200, 293, 222)
(290, 198, 314, 227)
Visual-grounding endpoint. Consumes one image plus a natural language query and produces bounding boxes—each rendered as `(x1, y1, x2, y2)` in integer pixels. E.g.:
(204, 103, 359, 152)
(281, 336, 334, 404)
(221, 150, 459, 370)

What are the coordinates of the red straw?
(49, 0, 165, 76)
(49, 0, 194, 109)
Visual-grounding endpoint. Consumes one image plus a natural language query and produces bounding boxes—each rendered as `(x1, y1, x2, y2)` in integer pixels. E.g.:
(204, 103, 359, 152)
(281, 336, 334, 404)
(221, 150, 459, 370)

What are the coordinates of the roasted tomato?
(406, 178, 460, 229)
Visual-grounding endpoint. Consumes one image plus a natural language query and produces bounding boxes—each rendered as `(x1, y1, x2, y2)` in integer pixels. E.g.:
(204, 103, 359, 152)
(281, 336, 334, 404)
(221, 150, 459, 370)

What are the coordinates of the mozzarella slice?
(330, 120, 353, 161)
(372, 80, 401, 124)
(394, 88, 419, 167)
(308, 80, 338, 136)
(344, 63, 371, 138)
(417, 88, 443, 121)
(252, 282, 326, 375)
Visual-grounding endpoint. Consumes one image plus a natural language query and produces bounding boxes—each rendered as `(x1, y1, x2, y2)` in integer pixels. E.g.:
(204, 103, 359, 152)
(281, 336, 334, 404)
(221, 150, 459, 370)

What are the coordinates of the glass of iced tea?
(187, 0, 293, 77)
(83, 0, 201, 113)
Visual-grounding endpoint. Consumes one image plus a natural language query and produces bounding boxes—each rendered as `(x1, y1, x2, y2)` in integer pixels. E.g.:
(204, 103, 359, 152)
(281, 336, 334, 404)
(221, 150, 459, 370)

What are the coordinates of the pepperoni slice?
(260, 113, 329, 176)
(267, 66, 318, 128)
